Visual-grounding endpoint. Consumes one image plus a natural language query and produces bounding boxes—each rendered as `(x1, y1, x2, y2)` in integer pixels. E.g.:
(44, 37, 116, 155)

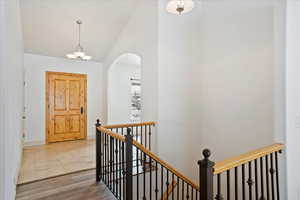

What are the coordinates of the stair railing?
(198, 143, 284, 200)
(96, 119, 284, 200)
(95, 119, 199, 200)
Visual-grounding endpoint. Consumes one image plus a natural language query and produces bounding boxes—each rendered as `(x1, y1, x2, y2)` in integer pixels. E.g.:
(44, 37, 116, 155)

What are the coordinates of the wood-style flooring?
(19, 139, 95, 184)
(16, 169, 116, 200)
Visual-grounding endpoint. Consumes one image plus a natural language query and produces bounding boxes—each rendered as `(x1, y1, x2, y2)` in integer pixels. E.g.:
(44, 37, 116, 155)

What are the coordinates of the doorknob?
(81, 107, 84, 114)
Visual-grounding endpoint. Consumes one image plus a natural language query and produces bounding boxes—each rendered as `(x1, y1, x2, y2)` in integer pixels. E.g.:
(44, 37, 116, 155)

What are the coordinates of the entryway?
(18, 71, 96, 184)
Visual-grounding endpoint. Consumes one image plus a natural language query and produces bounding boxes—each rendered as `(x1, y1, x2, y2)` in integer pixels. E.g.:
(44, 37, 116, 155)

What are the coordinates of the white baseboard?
(87, 134, 95, 139)
(23, 140, 45, 147)
(24, 136, 95, 146)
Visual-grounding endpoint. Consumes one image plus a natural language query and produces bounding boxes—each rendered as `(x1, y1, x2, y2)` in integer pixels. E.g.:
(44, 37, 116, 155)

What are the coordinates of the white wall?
(158, 0, 279, 182)
(0, 0, 24, 199)
(108, 63, 140, 124)
(24, 53, 103, 145)
(286, 1, 300, 199)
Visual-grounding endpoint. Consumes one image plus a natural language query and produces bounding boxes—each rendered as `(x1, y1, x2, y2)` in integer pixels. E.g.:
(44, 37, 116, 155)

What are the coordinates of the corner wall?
(0, 0, 24, 199)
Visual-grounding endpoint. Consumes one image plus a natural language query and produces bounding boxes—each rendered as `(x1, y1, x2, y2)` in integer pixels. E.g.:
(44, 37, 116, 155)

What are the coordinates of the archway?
(108, 53, 142, 124)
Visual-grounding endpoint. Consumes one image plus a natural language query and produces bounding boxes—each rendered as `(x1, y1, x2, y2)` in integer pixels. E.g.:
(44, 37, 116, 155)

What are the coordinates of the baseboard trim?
(24, 136, 95, 147)
(23, 141, 45, 147)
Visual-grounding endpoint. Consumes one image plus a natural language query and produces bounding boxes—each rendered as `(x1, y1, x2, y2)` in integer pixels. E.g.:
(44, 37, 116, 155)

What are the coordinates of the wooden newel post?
(198, 149, 215, 200)
(125, 128, 133, 200)
(96, 119, 101, 182)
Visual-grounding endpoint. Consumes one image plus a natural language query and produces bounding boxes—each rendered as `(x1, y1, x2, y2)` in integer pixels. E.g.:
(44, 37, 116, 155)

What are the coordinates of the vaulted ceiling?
(20, 0, 138, 62)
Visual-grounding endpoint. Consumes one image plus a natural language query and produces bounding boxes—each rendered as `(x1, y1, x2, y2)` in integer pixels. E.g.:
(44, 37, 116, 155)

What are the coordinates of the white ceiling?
(20, 0, 138, 62)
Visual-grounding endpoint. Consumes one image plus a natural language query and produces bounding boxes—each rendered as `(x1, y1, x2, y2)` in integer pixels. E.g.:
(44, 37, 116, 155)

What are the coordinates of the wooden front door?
(46, 71, 87, 143)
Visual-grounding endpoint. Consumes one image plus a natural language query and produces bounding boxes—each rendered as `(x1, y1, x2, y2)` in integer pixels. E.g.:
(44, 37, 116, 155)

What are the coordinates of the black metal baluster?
(111, 137, 116, 194)
(119, 139, 122, 199)
(172, 173, 175, 200)
(227, 170, 231, 200)
(275, 151, 280, 200)
(177, 177, 180, 200)
(137, 140, 140, 200)
(155, 161, 158, 200)
(104, 133, 107, 185)
(114, 128, 119, 196)
(266, 155, 270, 200)
(270, 153, 275, 200)
(122, 140, 125, 200)
(149, 125, 152, 151)
(242, 164, 245, 200)
(96, 120, 101, 182)
(115, 138, 118, 198)
(106, 134, 109, 186)
(120, 128, 124, 200)
(150, 157, 153, 200)
(260, 157, 265, 200)
(186, 184, 189, 200)
(191, 186, 194, 200)
(102, 130, 105, 182)
(235, 167, 238, 200)
(254, 159, 258, 200)
(182, 180, 184, 200)
(166, 170, 169, 200)
(108, 136, 111, 189)
(248, 162, 253, 200)
(161, 165, 164, 200)
(216, 174, 222, 200)
(143, 152, 146, 200)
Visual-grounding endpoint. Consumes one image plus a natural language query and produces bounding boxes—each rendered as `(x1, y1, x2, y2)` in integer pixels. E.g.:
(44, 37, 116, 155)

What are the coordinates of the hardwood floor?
(16, 169, 116, 200)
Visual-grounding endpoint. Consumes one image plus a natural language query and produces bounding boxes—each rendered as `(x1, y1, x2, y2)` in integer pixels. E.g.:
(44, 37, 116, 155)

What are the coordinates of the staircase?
(95, 120, 284, 200)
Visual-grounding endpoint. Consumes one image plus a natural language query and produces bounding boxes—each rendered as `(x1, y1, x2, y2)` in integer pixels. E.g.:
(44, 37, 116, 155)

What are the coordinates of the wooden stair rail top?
(103, 121, 156, 129)
(98, 127, 125, 142)
(98, 126, 199, 190)
(214, 143, 284, 175)
(133, 140, 199, 190)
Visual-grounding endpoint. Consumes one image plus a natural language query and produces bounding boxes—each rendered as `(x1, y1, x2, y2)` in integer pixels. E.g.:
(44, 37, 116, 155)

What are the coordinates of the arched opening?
(108, 53, 142, 124)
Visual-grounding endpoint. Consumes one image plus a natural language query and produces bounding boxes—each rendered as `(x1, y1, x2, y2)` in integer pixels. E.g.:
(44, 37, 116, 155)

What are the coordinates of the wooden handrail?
(214, 143, 284, 175)
(99, 125, 199, 190)
(161, 180, 178, 200)
(98, 127, 125, 142)
(132, 140, 199, 190)
(103, 121, 155, 129)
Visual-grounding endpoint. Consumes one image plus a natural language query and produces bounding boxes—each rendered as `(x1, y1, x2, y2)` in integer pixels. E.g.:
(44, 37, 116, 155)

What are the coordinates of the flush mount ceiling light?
(166, 0, 195, 15)
(66, 20, 92, 61)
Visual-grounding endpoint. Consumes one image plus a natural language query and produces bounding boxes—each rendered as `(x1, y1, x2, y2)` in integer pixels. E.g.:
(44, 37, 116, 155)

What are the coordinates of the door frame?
(45, 71, 87, 144)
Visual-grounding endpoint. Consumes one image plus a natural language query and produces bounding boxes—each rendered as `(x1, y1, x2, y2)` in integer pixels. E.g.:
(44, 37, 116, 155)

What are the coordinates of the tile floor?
(18, 139, 96, 184)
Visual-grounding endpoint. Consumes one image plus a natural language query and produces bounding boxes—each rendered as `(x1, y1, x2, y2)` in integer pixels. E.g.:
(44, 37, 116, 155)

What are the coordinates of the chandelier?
(66, 20, 92, 61)
(166, 0, 195, 15)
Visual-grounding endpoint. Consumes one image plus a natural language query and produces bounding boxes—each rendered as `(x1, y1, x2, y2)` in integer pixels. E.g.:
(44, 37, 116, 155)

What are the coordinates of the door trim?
(45, 71, 87, 144)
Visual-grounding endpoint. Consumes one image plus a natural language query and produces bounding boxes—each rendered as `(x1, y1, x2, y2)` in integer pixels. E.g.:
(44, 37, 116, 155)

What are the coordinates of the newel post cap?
(198, 148, 215, 167)
(96, 119, 101, 127)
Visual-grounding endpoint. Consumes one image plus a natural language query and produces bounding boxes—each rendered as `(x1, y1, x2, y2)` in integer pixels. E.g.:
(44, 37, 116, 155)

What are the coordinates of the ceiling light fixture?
(66, 20, 92, 61)
(166, 0, 195, 15)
